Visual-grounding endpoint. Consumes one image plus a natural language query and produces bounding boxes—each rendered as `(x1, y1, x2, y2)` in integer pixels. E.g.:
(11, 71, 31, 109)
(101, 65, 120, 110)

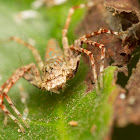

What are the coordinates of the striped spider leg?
(0, 1, 121, 133)
(62, 3, 121, 91)
(0, 63, 40, 133)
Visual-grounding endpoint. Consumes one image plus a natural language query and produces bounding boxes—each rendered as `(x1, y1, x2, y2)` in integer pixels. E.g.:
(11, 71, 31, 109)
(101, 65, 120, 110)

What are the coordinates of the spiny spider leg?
(0, 79, 11, 92)
(63, 2, 97, 35)
(62, 2, 116, 91)
(3, 92, 29, 128)
(62, 2, 95, 62)
(61, 2, 100, 91)
(70, 45, 99, 93)
(9, 36, 44, 71)
(80, 28, 120, 39)
(0, 102, 25, 133)
(80, 38, 105, 88)
(0, 61, 41, 92)
(79, 29, 122, 88)
(0, 75, 28, 128)
(0, 63, 38, 133)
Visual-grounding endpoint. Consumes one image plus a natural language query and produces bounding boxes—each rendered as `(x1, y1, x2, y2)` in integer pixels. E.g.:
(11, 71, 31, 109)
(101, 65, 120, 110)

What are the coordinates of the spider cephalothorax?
(40, 39, 80, 93)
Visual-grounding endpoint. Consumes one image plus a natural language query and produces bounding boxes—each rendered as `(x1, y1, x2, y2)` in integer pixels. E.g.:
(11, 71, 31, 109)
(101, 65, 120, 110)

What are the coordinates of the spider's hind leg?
(0, 63, 41, 133)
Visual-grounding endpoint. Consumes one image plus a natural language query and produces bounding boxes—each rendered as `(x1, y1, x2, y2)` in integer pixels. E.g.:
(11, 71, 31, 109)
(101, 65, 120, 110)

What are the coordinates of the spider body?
(0, 2, 121, 133)
(25, 38, 81, 93)
(42, 57, 76, 93)
(42, 56, 67, 92)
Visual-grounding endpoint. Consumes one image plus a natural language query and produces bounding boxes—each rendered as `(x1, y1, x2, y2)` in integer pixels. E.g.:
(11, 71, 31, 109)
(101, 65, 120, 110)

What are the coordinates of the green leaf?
(0, 0, 118, 139)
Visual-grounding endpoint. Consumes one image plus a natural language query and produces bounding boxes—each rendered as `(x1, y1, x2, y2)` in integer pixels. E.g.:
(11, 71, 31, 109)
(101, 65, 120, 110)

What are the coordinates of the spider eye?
(45, 70, 48, 73)
(50, 67, 53, 70)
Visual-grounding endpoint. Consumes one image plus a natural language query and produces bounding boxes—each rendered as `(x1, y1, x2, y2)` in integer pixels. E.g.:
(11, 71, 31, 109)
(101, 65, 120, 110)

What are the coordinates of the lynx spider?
(0, 2, 121, 133)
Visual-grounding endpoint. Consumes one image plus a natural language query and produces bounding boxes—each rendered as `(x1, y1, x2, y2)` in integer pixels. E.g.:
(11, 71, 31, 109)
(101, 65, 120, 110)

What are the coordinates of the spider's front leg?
(62, 2, 96, 62)
(2, 36, 44, 71)
(61, 2, 104, 92)
(0, 63, 41, 133)
(78, 28, 122, 88)
(79, 38, 105, 89)
(70, 44, 99, 93)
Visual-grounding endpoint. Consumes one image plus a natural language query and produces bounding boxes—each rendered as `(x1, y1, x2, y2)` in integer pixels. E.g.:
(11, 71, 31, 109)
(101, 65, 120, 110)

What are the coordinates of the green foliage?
(0, 0, 117, 139)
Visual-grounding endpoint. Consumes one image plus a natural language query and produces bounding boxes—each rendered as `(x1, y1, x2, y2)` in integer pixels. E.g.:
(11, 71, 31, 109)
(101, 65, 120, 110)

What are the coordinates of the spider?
(0, 2, 121, 133)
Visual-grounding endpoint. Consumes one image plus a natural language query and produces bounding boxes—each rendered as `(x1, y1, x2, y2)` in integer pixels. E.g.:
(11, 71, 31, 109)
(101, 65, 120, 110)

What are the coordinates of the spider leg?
(3, 93, 29, 129)
(0, 63, 41, 133)
(63, 2, 97, 36)
(78, 29, 126, 88)
(0, 79, 11, 92)
(0, 102, 25, 133)
(23, 63, 42, 87)
(70, 45, 99, 93)
(62, 2, 95, 62)
(0, 63, 41, 92)
(80, 28, 120, 38)
(79, 38, 105, 88)
(7, 36, 43, 71)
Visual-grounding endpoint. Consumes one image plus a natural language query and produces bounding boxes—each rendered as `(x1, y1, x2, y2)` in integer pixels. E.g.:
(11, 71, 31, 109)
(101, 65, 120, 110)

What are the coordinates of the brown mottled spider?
(0, 2, 121, 133)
